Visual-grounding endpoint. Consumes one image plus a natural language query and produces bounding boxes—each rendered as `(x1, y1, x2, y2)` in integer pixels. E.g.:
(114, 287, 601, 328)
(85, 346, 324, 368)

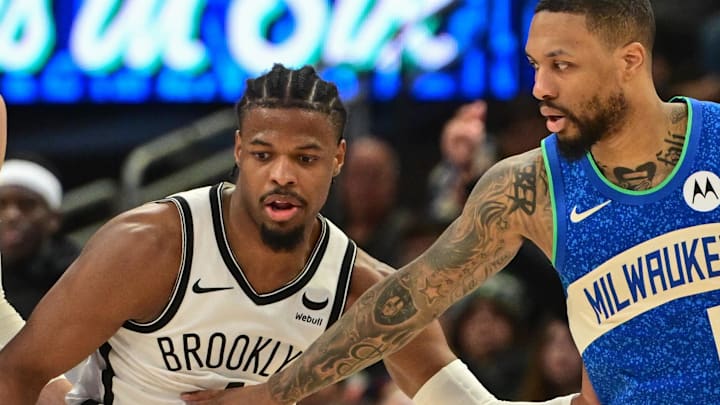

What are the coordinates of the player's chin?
(556, 133, 591, 159)
(555, 125, 581, 141)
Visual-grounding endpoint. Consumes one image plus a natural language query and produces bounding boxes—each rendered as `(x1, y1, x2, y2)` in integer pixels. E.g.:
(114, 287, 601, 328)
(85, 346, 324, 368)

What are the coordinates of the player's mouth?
(263, 195, 303, 223)
(545, 115, 567, 133)
(540, 105, 567, 134)
(265, 202, 300, 222)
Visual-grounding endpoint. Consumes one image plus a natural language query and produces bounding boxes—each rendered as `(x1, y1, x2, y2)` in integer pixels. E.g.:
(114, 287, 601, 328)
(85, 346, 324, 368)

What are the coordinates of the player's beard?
(555, 91, 629, 160)
(260, 223, 305, 252)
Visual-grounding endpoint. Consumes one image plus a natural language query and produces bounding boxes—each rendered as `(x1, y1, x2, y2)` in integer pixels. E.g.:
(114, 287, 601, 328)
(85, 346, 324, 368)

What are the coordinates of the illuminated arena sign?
(0, 0, 538, 103)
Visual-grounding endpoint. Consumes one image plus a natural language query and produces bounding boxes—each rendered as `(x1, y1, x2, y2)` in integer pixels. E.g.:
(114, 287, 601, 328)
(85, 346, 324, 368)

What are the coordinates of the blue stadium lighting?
(412, 72, 456, 101)
(372, 70, 401, 101)
(321, 66, 360, 102)
(0, 0, 538, 104)
(2, 75, 38, 103)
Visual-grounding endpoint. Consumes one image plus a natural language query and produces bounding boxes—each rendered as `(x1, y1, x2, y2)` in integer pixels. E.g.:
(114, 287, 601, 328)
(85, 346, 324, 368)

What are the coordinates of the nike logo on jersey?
(192, 279, 233, 294)
(570, 200, 611, 223)
(301, 292, 329, 311)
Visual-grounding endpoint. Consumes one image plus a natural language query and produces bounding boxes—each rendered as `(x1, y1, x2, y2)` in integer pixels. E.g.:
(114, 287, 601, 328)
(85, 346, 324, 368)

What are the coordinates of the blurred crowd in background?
(2, 1, 720, 403)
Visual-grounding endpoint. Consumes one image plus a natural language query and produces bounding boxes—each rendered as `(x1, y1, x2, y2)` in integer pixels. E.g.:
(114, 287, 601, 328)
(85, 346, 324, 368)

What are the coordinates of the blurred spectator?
(443, 272, 529, 400)
(702, 13, 720, 76)
(651, 1, 720, 32)
(0, 158, 79, 318)
(652, 14, 720, 102)
(328, 136, 412, 267)
(519, 315, 582, 401)
(427, 100, 496, 224)
(395, 219, 446, 267)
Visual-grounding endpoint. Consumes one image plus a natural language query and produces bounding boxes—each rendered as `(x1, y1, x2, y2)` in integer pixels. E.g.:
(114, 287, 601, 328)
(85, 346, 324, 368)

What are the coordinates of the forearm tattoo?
(374, 277, 417, 325)
(266, 155, 543, 404)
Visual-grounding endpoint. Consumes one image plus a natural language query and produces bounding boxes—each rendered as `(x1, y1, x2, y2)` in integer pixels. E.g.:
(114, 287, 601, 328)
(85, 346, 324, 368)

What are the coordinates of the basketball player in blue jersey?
(0, 96, 72, 404)
(181, 1, 720, 404)
(0, 66, 581, 405)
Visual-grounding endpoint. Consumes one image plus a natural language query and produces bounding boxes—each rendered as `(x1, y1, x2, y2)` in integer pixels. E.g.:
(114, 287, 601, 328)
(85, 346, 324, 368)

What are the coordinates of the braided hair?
(235, 64, 347, 142)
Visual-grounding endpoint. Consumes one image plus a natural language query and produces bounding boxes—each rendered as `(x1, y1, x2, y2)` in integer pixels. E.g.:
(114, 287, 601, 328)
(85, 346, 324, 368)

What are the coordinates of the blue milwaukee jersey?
(541, 97, 720, 404)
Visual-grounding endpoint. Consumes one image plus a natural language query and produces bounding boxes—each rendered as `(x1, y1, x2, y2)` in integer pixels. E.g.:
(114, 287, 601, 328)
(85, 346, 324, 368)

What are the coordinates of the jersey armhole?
(541, 137, 567, 270)
(123, 196, 194, 333)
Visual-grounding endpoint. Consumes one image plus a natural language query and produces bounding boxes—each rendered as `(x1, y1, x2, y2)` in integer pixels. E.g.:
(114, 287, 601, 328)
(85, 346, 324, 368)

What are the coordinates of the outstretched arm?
(181, 150, 601, 404)
(263, 151, 545, 403)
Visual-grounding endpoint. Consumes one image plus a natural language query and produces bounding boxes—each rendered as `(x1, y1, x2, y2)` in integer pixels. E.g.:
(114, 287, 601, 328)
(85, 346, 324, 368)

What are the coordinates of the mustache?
(539, 100, 572, 117)
(259, 188, 307, 206)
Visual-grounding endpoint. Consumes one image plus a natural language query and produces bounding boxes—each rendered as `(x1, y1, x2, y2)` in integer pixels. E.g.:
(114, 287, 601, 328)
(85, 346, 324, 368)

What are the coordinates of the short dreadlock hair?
(535, 0, 655, 51)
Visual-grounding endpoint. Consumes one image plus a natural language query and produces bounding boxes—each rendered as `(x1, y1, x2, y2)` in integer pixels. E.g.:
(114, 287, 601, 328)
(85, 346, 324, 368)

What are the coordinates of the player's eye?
(252, 152, 270, 161)
(554, 61, 570, 71)
(298, 155, 317, 164)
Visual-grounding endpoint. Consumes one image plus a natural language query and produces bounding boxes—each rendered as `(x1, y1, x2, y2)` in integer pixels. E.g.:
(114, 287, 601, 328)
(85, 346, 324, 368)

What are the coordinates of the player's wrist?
(414, 359, 579, 405)
(413, 359, 497, 405)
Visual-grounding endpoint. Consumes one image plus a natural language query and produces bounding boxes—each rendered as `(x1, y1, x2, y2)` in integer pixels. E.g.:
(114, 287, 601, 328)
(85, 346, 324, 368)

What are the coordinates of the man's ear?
(333, 139, 347, 177)
(234, 130, 242, 165)
(618, 41, 647, 80)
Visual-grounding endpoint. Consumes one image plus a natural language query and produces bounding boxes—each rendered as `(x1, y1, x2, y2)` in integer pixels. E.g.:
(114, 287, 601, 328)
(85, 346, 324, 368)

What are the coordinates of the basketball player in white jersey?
(0, 95, 72, 403)
(0, 65, 497, 404)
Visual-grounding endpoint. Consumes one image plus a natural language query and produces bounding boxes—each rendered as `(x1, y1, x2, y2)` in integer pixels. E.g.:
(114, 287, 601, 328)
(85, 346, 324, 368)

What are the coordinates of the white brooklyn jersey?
(68, 184, 356, 404)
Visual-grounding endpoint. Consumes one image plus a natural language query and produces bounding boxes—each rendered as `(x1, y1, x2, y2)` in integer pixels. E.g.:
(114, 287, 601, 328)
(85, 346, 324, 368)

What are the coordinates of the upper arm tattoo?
(411, 156, 536, 309)
(508, 161, 538, 215)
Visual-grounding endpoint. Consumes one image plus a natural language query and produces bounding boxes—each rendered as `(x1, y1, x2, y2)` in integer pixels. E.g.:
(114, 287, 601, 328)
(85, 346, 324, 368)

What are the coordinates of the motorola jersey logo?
(301, 291, 329, 311)
(683, 171, 720, 212)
